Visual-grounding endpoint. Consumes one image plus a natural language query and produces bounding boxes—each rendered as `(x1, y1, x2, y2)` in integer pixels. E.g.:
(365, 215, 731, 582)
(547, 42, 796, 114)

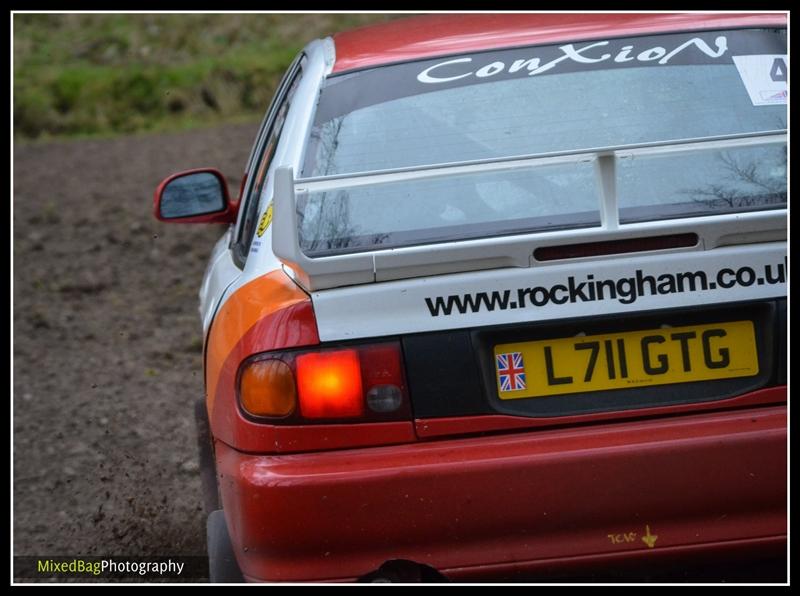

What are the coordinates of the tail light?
(237, 342, 411, 423)
(296, 350, 364, 418)
(533, 233, 699, 261)
(239, 359, 297, 417)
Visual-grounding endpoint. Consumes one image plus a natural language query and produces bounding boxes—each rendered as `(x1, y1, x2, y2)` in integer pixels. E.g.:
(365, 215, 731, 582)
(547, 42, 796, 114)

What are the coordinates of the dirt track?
(13, 123, 259, 568)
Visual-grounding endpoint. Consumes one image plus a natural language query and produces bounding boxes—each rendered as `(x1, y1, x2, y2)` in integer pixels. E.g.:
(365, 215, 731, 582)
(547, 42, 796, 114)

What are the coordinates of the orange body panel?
(205, 271, 311, 418)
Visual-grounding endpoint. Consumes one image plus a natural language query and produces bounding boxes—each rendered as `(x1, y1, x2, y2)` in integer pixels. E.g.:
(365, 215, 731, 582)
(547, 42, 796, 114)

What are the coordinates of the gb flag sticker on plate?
(496, 351, 527, 392)
(733, 54, 787, 106)
(493, 321, 759, 401)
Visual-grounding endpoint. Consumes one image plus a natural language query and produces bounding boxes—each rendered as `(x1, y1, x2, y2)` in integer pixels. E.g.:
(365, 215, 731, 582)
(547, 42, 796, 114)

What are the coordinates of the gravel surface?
(13, 123, 259, 567)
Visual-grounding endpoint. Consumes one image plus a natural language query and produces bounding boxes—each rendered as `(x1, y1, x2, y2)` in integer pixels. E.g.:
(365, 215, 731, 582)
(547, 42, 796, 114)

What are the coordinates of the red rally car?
(154, 13, 787, 582)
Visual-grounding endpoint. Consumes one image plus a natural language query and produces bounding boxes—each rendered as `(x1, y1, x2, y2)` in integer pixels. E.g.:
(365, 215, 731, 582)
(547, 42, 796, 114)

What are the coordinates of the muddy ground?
(13, 122, 259, 577)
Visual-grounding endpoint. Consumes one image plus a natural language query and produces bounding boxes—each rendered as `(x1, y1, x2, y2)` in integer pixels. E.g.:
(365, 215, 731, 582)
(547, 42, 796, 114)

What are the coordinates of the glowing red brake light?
(296, 349, 364, 418)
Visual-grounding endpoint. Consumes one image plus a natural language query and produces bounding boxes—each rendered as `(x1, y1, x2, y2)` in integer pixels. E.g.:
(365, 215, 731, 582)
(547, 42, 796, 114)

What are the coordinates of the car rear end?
(212, 14, 787, 582)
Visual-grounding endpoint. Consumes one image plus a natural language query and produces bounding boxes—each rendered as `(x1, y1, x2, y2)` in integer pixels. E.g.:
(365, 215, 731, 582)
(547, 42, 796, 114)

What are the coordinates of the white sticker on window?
(733, 55, 787, 106)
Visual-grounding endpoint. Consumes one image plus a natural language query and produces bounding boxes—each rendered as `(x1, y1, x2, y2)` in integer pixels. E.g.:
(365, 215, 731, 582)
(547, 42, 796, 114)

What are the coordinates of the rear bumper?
(215, 404, 786, 582)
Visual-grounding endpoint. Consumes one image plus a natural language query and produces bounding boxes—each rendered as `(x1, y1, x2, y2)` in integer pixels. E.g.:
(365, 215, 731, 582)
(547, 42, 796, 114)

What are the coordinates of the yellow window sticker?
(256, 202, 274, 238)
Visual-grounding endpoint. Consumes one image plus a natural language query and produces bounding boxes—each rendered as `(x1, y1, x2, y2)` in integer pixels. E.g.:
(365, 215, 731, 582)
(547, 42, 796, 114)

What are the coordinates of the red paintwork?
(416, 386, 786, 439)
(153, 167, 238, 224)
(217, 405, 786, 582)
(217, 421, 416, 455)
(442, 536, 785, 582)
(211, 299, 317, 450)
(235, 536, 785, 582)
(332, 13, 786, 73)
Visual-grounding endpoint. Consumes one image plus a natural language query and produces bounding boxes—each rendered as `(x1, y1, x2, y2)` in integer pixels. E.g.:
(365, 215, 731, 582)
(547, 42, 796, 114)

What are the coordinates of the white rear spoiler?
(273, 130, 787, 291)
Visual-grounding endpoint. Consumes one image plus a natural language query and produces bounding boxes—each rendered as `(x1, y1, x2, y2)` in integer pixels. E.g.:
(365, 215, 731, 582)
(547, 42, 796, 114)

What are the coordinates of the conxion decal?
(417, 36, 728, 83)
(313, 29, 785, 125)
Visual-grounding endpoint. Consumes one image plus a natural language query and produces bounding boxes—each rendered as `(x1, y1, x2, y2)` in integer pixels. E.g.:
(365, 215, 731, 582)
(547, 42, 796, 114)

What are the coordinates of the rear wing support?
(273, 130, 786, 292)
(274, 167, 375, 290)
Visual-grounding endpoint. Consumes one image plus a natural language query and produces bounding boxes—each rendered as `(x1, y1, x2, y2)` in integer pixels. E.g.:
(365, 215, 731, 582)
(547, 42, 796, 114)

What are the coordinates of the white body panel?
(199, 227, 240, 335)
(312, 242, 787, 341)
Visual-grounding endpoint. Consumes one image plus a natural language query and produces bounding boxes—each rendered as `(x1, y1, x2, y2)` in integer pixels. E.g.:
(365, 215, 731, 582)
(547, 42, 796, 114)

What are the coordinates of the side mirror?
(153, 168, 238, 224)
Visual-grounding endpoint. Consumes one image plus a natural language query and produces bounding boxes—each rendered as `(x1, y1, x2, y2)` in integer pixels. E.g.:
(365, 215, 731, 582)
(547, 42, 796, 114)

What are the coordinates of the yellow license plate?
(494, 321, 759, 400)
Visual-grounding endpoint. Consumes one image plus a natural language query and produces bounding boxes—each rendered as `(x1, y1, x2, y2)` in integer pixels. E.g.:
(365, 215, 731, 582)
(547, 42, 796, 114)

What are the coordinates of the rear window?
(300, 28, 786, 255)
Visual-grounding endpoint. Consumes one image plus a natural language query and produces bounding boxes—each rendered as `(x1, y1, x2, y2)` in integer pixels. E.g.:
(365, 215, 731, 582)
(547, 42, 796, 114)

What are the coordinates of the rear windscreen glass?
(300, 28, 786, 255)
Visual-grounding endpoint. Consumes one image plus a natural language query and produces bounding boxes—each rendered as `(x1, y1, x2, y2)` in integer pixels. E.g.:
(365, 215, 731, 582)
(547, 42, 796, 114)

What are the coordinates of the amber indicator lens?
(240, 359, 297, 417)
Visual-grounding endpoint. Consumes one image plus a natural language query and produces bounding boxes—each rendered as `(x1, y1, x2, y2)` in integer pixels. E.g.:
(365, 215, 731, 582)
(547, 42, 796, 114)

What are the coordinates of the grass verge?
(14, 13, 401, 140)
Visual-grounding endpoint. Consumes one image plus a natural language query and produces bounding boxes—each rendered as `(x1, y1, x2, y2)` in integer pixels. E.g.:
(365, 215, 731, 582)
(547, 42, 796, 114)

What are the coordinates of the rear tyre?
(359, 559, 448, 582)
(194, 400, 220, 513)
(207, 510, 245, 583)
